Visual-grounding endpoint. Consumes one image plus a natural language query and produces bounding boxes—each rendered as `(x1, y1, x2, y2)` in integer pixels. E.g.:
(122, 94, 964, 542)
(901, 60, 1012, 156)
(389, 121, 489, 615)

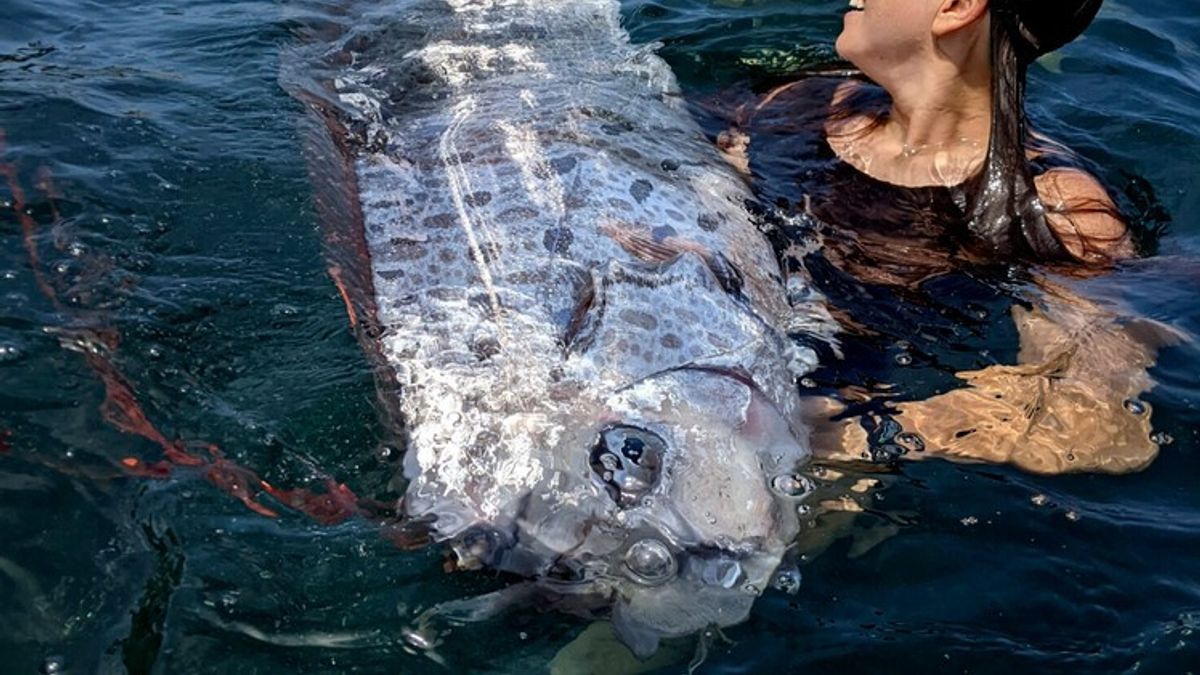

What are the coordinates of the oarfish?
(287, 0, 823, 656)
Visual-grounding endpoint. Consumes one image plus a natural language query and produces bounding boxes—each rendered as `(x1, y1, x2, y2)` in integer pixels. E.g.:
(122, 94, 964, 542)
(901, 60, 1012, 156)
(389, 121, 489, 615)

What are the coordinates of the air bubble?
(797, 504, 812, 517)
(771, 474, 815, 499)
(1123, 399, 1148, 415)
(960, 516, 979, 526)
(895, 354, 913, 366)
(1151, 431, 1174, 446)
(40, 656, 65, 675)
(624, 539, 676, 585)
(896, 432, 925, 453)
(800, 377, 817, 388)
(1030, 494, 1049, 507)
(1065, 511, 1081, 522)
(772, 569, 802, 595)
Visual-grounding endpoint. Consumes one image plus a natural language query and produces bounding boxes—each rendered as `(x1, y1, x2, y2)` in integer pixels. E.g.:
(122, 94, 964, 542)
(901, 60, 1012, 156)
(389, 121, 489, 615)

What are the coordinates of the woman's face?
(835, 0, 943, 76)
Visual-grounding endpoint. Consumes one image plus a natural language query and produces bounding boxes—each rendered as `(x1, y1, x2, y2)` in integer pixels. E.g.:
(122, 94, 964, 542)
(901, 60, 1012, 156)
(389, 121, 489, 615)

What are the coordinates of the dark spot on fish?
(550, 156, 578, 174)
(469, 292, 502, 313)
(389, 237, 428, 260)
(465, 191, 492, 207)
(697, 213, 722, 232)
(469, 430, 501, 457)
(377, 269, 405, 281)
(507, 269, 547, 285)
(619, 309, 658, 331)
(471, 335, 502, 361)
(661, 333, 682, 349)
(564, 193, 589, 209)
(543, 227, 574, 255)
(607, 198, 633, 212)
(651, 225, 676, 242)
(424, 213, 457, 229)
(439, 248, 457, 263)
(428, 287, 465, 301)
(601, 124, 626, 136)
(630, 179, 654, 204)
(620, 147, 643, 162)
(661, 158, 681, 172)
(499, 206, 540, 222)
(664, 209, 686, 222)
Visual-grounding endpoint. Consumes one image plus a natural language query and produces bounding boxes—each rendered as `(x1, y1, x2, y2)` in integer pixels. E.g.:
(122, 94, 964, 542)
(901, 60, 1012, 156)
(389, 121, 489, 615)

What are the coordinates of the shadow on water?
(0, 0, 1198, 673)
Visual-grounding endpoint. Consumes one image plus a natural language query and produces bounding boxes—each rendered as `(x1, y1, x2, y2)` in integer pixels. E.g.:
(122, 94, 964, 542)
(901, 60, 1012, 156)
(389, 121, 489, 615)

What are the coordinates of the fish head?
(462, 366, 810, 656)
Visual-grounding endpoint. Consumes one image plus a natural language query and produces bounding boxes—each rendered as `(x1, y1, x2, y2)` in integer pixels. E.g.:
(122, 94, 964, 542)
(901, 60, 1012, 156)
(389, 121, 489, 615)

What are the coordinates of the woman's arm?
(1035, 167, 1136, 263)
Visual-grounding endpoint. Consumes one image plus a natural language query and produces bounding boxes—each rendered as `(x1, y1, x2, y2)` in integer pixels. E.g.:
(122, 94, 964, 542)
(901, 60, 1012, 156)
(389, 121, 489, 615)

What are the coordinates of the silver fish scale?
(331, 0, 817, 536)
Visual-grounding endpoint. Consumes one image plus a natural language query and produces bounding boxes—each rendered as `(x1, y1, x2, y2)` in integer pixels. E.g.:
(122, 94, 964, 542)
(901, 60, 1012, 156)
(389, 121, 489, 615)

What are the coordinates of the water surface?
(1, 0, 1197, 672)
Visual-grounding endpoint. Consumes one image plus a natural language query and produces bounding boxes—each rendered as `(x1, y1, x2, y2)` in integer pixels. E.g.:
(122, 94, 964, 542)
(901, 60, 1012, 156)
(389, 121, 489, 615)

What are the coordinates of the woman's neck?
(831, 55, 994, 188)
(881, 63, 993, 153)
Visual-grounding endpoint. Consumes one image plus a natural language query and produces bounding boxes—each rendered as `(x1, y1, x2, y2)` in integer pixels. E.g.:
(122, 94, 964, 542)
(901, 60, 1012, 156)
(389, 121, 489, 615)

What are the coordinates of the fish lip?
(616, 363, 763, 397)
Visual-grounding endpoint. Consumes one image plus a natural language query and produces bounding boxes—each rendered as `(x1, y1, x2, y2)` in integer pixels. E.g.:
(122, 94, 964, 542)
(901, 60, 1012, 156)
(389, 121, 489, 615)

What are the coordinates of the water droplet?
(771, 474, 815, 499)
(742, 583, 761, 595)
(896, 432, 925, 453)
(1151, 431, 1174, 446)
(797, 504, 812, 517)
(147, 346, 163, 359)
(800, 377, 818, 388)
(960, 516, 979, 526)
(660, 158, 681, 172)
(600, 453, 621, 472)
(772, 569, 802, 595)
(1030, 494, 1049, 507)
(519, 631, 529, 640)
(1, 270, 16, 280)
(1066, 452, 1076, 462)
(1124, 399, 1148, 415)
(0, 344, 21, 362)
(895, 353, 913, 366)
(1064, 511, 1081, 522)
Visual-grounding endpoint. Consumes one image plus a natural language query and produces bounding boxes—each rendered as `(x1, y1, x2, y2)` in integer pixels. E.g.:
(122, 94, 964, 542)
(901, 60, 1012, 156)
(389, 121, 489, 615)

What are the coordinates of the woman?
(720, 0, 1170, 474)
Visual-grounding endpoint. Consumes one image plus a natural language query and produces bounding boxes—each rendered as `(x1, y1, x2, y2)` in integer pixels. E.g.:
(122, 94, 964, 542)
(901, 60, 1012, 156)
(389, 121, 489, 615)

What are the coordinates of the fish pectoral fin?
(429, 582, 540, 625)
(561, 267, 603, 355)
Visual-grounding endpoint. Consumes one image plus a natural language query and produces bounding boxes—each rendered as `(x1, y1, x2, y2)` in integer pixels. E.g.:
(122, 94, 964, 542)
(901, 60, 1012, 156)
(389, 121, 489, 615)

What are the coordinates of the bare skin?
(718, 0, 1167, 475)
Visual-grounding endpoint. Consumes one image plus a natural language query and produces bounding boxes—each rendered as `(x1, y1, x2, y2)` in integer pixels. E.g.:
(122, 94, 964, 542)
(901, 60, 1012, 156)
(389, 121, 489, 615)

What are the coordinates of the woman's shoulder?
(1034, 166, 1135, 264)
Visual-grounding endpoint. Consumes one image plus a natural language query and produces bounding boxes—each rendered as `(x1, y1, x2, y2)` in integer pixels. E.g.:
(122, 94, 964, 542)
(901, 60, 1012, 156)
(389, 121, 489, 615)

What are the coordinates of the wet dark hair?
(966, 0, 1105, 259)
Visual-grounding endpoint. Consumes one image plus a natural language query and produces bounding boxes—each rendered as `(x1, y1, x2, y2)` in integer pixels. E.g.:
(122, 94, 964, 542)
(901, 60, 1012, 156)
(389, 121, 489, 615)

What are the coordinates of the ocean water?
(1, 1, 1197, 673)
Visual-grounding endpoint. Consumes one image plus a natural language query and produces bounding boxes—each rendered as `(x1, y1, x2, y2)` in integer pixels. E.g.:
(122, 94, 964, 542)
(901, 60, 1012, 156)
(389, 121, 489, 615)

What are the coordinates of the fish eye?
(590, 425, 666, 508)
(623, 538, 677, 585)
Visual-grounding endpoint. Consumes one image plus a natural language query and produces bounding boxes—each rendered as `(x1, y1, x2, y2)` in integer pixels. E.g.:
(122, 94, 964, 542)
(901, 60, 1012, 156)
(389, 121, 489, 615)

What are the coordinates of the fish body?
(289, 0, 821, 654)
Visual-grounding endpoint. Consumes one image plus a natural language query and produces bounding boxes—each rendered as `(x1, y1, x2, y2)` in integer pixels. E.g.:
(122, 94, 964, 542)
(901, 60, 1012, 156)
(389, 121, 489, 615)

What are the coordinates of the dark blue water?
(1, 1, 1197, 673)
